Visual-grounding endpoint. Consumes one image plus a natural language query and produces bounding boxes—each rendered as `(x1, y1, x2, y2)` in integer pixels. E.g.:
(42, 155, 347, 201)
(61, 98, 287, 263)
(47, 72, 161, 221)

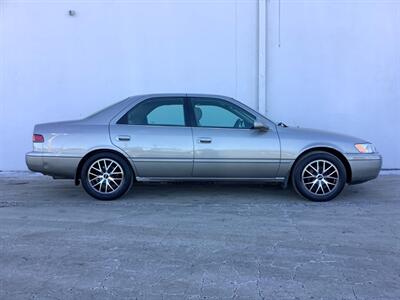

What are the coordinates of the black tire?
(80, 152, 133, 200)
(291, 151, 346, 202)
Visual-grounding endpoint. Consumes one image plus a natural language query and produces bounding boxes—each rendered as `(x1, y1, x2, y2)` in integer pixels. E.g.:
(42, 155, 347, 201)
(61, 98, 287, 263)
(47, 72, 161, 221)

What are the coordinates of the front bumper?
(346, 153, 382, 184)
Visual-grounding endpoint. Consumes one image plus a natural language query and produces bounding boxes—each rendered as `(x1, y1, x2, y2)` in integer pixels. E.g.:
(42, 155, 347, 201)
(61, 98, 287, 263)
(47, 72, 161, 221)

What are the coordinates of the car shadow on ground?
(1, 174, 390, 206)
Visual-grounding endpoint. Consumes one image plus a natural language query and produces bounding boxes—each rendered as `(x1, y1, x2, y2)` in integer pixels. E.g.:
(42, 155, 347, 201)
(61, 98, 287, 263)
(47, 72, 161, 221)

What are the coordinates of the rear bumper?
(26, 152, 43, 173)
(346, 153, 382, 184)
(26, 152, 80, 179)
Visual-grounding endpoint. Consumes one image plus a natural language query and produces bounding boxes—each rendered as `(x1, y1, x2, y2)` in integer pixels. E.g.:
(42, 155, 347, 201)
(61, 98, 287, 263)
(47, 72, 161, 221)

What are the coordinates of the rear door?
(189, 97, 281, 178)
(110, 97, 194, 178)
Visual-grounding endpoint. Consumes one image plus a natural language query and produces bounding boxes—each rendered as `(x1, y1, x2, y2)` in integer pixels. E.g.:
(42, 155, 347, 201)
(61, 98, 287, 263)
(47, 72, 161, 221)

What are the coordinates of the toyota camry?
(26, 94, 382, 201)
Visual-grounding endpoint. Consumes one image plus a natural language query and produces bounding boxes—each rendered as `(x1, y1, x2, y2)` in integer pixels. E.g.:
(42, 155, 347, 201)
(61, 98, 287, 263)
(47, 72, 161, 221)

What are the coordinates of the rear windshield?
(85, 98, 130, 119)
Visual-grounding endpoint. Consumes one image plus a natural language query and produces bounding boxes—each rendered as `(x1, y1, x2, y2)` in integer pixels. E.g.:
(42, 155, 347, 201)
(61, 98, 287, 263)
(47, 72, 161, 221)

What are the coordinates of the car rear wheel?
(80, 152, 133, 200)
(291, 151, 346, 202)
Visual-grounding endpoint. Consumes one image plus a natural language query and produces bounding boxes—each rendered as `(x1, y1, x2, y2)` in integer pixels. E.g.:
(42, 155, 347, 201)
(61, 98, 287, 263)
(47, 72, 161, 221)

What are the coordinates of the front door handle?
(117, 135, 131, 141)
(198, 137, 212, 143)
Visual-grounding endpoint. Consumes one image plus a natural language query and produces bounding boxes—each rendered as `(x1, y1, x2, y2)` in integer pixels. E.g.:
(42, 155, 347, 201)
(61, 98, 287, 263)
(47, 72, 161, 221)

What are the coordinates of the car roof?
(126, 93, 233, 100)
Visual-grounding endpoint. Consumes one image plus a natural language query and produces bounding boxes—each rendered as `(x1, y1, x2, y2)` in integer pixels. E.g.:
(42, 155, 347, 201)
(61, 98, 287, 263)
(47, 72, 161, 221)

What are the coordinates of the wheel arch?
(74, 148, 135, 185)
(289, 147, 352, 184)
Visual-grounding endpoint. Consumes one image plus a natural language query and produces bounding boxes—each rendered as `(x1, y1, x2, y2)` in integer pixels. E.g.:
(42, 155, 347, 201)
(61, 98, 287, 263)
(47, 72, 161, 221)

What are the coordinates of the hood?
(276, 125, 370, 154)
(278, 126, 368, 144)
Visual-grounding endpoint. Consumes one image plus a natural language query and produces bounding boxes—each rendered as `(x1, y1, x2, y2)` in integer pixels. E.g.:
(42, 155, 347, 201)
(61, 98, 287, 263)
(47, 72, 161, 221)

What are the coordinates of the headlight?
(355, 143, 376, 154)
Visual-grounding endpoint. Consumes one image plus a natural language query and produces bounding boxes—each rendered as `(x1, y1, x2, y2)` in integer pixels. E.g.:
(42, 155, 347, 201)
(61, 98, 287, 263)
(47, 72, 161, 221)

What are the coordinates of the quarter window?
(191, 98, 255, 129)
(118, 97, 185, 126)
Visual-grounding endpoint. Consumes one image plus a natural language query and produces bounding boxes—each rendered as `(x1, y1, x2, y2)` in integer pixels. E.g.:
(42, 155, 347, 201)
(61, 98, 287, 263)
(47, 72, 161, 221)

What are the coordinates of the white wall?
(1, 0, 399, 170)
(0, 0, 258, 170)
(266, 0, 400, 169)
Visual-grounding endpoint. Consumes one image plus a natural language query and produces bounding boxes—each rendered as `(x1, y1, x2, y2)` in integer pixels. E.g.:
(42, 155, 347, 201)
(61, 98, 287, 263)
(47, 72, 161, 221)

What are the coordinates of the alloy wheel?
(87, 158, 124, 194)
(301, 159, 339, 195)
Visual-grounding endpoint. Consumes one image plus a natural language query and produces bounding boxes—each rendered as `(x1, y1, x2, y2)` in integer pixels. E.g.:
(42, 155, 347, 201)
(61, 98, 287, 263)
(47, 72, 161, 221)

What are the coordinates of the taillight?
(32, 134, 44, 143)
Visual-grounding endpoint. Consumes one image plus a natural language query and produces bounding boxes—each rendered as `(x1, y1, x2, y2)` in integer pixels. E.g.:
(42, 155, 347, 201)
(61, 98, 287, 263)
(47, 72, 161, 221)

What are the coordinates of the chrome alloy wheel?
(301, 159, 339, 195)
(87, 159, 124, 194)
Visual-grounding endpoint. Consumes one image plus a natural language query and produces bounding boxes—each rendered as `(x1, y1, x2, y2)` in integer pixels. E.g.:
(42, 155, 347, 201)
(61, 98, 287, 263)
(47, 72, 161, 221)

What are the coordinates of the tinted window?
(191, 98, 255, 129)
(118, 97, 185, 126)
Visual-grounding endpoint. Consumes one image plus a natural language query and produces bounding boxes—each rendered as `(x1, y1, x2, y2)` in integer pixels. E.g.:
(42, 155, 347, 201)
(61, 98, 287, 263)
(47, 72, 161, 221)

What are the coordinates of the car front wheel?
(291, 151, 347, 202)
(80, 152, 133, 200)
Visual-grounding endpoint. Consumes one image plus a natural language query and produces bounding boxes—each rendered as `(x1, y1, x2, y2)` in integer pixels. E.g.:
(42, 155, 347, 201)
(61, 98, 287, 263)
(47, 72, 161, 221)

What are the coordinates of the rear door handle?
(198, 137, 212, 143)
(117, 135, 131, 141)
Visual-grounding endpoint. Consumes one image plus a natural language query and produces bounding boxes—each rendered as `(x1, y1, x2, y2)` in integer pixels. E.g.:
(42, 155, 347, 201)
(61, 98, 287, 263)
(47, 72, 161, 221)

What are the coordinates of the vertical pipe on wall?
(234, 0, 238, 99)
(258, 0, 267, 114)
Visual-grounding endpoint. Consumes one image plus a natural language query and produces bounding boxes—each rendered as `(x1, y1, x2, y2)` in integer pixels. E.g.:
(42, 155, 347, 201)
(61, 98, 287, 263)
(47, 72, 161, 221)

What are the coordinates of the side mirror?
(253, 121, 269, 132)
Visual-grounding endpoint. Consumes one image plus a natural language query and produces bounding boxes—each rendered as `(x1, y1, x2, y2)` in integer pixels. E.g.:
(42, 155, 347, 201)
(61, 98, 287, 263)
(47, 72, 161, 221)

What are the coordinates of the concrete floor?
(0, 173, 399, 300)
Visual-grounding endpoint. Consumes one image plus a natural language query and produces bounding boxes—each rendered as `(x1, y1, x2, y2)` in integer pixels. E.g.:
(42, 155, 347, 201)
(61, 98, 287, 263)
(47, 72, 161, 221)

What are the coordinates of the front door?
(110, 97, 193, 178)
(189, 97, 281, 178)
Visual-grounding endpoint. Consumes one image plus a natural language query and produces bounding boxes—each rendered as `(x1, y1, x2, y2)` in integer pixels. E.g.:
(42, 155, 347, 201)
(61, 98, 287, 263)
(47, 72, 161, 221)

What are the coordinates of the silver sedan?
(26, 94, 382, 201)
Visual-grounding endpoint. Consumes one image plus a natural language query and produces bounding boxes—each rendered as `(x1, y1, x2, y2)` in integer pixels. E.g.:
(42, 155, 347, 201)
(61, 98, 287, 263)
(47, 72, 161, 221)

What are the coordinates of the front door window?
(191, 98, 255, 129)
